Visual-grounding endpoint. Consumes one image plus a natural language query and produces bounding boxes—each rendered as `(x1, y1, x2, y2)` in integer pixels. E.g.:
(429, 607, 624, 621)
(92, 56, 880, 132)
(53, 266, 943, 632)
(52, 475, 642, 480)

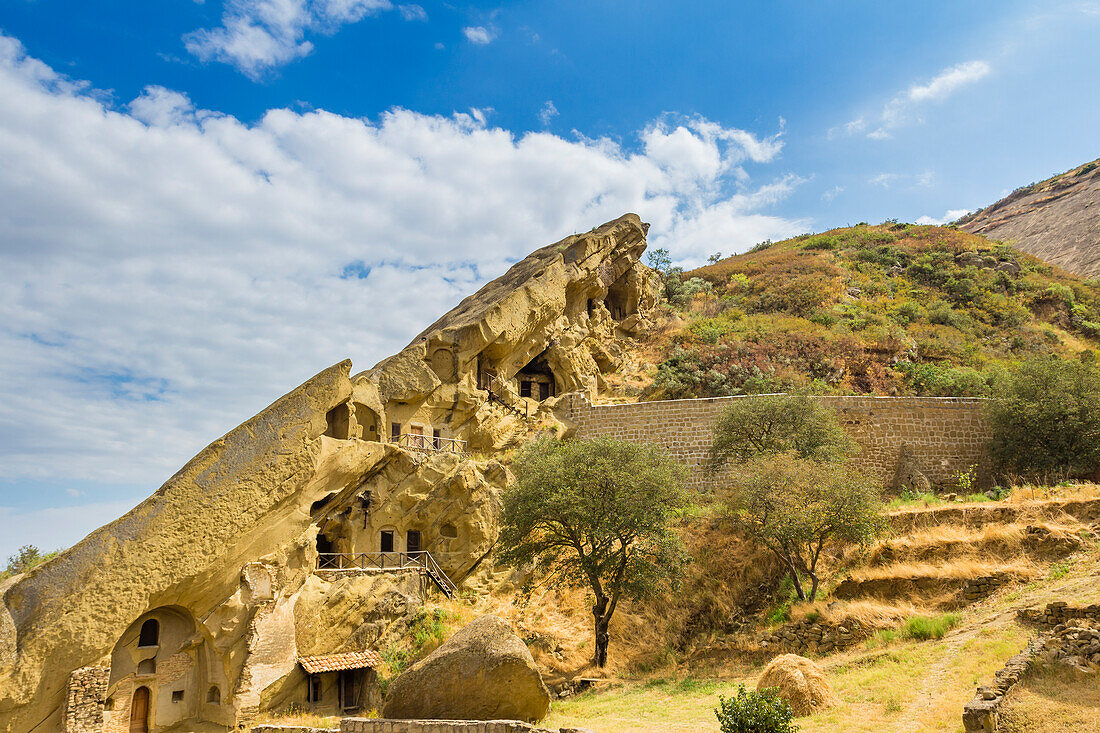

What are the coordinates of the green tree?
(723, 454, 884, 602)
(646, 247, 673, 275)
(986, 358, 1100, 479)
(499, 436, 689, 667)
(2, 545, 60, 580)
(708, 394, 855, 471)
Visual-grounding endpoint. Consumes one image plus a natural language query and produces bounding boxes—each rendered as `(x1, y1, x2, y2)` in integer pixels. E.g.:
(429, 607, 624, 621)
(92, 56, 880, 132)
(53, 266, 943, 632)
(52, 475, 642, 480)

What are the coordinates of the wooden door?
(406, 530, 421, 554)
(130, 686, 150, 733)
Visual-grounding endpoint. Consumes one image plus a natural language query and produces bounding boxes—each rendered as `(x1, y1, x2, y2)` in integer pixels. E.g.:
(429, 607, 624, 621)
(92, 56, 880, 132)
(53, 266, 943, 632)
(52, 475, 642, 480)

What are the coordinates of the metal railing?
(316, 551, 457, 597)
(397, 433, 468, 454)
(478, 371, 530, 419)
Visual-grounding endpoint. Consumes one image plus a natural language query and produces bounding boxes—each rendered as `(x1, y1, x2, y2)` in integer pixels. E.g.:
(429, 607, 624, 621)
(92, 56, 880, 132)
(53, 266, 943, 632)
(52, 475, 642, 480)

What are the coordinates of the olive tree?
(725, 453, 883, 602)
(708, 394, 855, 471)
(987, 358, 1100, 480)
(498, 436, 689, 667)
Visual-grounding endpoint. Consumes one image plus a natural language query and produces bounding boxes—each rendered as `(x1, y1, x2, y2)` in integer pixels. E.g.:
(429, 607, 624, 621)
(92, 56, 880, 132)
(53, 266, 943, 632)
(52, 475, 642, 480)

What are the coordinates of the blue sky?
(0, 0, 1098, 560)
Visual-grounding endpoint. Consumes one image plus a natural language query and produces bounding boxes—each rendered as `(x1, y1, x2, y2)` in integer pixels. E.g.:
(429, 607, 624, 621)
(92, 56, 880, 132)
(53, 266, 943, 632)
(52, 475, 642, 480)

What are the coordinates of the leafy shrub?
(896, 361, 992, 397)
(802, 235, 839, 250)
(986, 358, 1100, 479)
(715, 684, 798, 733)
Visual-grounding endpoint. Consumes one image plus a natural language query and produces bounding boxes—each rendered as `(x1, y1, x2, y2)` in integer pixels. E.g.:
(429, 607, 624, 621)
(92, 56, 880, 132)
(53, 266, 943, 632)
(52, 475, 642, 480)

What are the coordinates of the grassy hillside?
(631, 223, 1100, 401)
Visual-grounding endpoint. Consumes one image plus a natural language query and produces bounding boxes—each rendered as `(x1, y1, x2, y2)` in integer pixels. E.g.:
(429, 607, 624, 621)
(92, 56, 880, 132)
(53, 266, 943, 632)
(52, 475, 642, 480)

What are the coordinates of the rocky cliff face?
(0, 214, 657, 732)
(958, 158, 1100, 279)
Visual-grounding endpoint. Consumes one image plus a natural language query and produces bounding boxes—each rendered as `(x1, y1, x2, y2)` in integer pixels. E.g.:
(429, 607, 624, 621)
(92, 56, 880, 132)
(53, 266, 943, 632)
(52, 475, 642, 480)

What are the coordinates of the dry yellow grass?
(999, 666, 1100, 732)
(789, 599, 916, 628)
(848, 558, 1040, 583)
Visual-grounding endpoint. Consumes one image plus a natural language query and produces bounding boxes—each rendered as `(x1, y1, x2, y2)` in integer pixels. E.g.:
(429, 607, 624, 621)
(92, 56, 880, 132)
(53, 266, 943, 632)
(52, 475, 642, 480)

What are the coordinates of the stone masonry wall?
(64, 665, 109, 733)
(562, 393, 991, 490)
(341, 720, 570, 733)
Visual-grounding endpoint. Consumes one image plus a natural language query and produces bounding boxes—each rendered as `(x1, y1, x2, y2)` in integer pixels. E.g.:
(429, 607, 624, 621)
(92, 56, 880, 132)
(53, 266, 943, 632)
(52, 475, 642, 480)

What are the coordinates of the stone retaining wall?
(341, 721, 586, 733)
(1018, 600, 1100, 627)
(251, 727, 338, 733)
(562, 393, 990, 490)
(963, 635, 1048, 732)
(758, 618, 869, 654)
(63, 666, 109, 733)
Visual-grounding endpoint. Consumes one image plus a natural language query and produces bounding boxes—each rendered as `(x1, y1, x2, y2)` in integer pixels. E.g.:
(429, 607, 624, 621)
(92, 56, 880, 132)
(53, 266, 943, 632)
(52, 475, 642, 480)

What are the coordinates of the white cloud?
(462, 26, 496, 45)
(537, 100, 559, 126)
(397, 4, 426, 21)
(869, 172, 902, 188)
(184, 0, 398, 78)
(0, 28, 806, 548)
(821, 185, 844, 203)
(916, 208, 971, 225)
(868, 170, 935, 189)
(907, 61, 991, 103)
(837, 60, 992, 140)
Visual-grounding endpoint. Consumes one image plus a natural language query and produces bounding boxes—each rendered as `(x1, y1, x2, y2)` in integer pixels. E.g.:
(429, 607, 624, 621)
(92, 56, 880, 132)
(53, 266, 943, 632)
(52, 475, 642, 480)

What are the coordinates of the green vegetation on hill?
(642, 224, 1100, 400)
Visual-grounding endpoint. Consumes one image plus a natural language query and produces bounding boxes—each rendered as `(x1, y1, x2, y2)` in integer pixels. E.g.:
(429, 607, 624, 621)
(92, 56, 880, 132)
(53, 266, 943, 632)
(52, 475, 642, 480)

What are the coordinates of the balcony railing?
(316, 551, 457, 597)
(396, 433, 468, 455)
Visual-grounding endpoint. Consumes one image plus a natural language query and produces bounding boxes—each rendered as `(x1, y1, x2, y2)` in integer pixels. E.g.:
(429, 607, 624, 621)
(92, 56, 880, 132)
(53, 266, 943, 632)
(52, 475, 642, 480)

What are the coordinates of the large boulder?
(757, 653, 837, 716)
(382, 614, 551, 722)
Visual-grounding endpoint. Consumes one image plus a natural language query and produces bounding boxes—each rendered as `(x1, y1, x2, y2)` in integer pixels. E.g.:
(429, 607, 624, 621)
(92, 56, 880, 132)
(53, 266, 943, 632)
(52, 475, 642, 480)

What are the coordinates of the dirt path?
(892, 610, 1012, 733)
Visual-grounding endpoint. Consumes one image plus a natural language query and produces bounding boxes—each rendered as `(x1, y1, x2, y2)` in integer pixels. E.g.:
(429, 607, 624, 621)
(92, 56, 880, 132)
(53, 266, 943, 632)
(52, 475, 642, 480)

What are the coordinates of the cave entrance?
(606, 272, 636, 321)
(324, 403, 352, 439)
(517, 350, 556, 401)
(317, 533, 336, 568)
(353, 402, 381, 442)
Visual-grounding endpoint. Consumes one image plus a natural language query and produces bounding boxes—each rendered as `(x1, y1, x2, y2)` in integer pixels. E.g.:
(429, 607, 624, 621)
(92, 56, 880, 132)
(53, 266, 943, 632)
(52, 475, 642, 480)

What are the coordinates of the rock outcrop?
(382, 615, 551, 723)
(0, 214, 656, 732)
(958, 158, 1100, 278)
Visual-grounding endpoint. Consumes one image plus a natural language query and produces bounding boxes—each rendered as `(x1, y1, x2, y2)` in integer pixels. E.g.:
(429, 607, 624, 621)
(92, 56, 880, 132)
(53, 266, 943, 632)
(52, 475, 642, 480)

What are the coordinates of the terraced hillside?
(614, 224, 1100, 402)
(958, 158, 1100, 279)
(529, 485, 1100, 732)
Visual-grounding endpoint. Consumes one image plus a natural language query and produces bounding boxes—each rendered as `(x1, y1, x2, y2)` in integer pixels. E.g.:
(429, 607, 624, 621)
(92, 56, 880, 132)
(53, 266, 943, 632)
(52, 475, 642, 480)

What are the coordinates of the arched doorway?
(130, 686, 150, 733)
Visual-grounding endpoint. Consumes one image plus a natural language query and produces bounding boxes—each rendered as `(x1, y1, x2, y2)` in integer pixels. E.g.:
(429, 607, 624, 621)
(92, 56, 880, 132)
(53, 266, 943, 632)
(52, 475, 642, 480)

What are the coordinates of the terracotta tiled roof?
(298, 650, 384, 674)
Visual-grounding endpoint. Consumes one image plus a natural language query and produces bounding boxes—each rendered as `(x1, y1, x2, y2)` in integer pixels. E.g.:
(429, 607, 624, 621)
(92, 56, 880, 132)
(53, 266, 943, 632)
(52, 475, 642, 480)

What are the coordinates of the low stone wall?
(562, 393, 990, 490)
(758, 618, 869, 654)
(957, 573, 1015, 606)
(63, 666, 109, 733)
(1018, 600, 1100, 628)
(251, 727, 338, 733)
(341, 721, 590, 733)
(963, 635, 1048, 732)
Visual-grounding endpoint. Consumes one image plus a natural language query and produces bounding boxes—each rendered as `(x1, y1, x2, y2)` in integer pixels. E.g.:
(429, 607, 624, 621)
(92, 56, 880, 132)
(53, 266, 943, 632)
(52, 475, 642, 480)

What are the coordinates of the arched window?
(137, 619, 159, 647)
(207, 686, 221, 704)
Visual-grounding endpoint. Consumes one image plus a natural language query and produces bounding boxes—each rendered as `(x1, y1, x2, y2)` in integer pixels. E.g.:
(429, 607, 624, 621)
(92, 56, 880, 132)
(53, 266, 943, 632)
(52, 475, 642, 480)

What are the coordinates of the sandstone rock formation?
(381, 615, 551, 723)
(0, 214, 657, 732)
(958, 158, 1100, 278)
(756, 653, 836, 716)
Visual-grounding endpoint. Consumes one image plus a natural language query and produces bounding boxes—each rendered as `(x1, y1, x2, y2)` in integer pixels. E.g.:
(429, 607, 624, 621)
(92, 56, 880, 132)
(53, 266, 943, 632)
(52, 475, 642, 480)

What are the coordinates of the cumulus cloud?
(184, 0, 406, 78)
(916, 208, 971, 225)
(836, 60, 992, 139)
(462, 26, 496, 44)
(0, 34, 806, 553)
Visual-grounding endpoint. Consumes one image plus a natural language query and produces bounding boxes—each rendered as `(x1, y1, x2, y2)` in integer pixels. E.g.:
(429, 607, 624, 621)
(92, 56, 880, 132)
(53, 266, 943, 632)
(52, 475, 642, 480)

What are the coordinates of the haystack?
(757, 653, 837, 716)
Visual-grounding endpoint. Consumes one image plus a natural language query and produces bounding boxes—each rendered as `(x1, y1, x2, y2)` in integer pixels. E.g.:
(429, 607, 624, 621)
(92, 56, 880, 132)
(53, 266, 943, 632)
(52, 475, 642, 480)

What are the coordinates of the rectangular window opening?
(380, 530, 395, 553)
